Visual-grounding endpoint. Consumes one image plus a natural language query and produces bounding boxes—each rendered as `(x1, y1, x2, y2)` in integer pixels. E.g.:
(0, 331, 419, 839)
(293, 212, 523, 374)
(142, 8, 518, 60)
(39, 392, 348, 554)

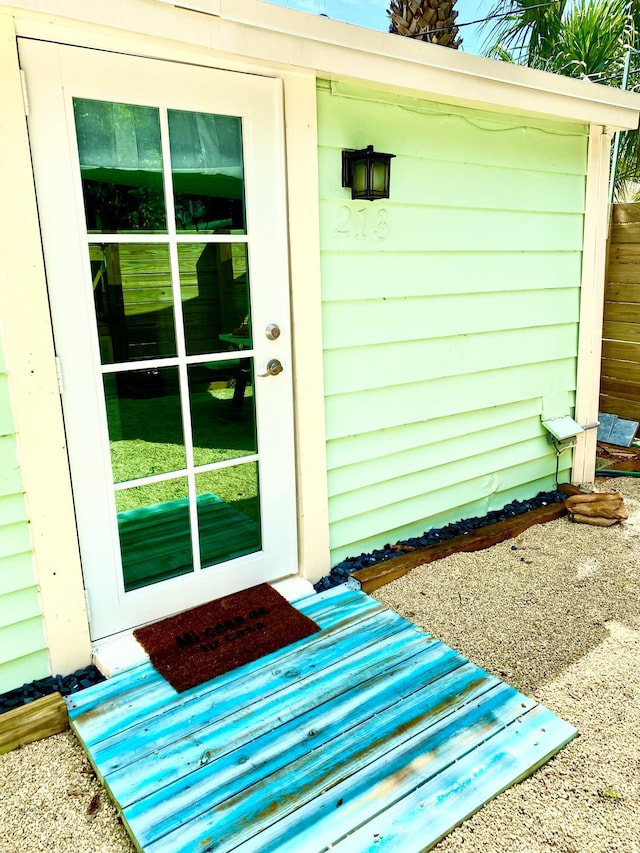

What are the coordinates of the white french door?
(20, 40, 297, 639)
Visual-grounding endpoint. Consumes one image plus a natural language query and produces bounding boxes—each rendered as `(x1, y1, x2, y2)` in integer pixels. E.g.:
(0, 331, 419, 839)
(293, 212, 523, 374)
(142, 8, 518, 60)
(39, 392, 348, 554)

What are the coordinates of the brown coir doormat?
(133, 584, 320, 693)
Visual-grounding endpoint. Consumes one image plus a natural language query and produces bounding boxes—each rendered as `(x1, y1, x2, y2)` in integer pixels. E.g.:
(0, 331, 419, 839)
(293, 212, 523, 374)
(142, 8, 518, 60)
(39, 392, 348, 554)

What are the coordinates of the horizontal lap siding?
(0, 340, 48, 693)
(317, 84, 588, 563)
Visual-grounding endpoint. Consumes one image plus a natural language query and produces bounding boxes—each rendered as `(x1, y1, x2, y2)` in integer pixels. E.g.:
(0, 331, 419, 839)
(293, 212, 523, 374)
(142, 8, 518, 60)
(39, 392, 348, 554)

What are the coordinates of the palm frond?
(486, 44, 517, 62)
(482, 1, 568, 61)
(483, 1, 640, 195)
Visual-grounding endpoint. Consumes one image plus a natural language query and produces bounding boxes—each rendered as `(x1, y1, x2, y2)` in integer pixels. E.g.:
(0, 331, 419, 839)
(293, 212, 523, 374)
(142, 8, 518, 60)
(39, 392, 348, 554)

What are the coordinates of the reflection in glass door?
(74, 98, 262, 592)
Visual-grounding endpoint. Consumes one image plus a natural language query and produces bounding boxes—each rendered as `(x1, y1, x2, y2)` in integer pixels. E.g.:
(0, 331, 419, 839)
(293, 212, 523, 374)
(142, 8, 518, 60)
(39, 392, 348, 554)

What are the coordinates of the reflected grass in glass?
(189, 362, 257, 467)
(105, 367, 185, 484)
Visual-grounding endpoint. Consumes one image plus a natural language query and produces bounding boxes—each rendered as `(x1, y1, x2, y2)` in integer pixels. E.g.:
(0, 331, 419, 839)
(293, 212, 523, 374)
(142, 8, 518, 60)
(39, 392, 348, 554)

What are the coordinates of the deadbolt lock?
(265, 324, 281, 341)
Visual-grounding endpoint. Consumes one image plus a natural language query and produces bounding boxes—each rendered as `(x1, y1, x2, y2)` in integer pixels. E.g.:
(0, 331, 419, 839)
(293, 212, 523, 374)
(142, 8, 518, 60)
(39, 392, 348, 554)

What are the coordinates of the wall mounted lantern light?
(342, 145, 395, 201)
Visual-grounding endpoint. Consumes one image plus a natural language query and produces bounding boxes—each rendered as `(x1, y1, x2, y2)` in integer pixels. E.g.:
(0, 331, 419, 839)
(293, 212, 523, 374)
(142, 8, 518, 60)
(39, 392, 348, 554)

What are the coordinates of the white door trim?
(0, 16, 91, 674)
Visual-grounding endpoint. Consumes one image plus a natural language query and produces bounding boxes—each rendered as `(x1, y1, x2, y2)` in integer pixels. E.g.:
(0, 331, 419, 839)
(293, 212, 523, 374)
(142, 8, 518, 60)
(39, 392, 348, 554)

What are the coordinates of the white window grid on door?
(77, 105, 263, 589)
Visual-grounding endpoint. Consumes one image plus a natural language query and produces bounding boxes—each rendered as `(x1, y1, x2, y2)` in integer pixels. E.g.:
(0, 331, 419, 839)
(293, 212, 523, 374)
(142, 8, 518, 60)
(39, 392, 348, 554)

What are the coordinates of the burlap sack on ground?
(565, 492, 628, 526)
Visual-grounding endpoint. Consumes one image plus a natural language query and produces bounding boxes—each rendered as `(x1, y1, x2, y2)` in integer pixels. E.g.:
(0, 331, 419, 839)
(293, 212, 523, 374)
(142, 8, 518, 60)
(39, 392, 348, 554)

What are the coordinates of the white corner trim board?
(573, 126, 613, 486)
(0, 13, 91, 674)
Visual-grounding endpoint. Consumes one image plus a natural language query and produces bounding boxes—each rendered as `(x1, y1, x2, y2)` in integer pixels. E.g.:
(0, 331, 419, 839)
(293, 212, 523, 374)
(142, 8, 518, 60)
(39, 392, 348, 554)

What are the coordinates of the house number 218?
(334, 206, 390, 241)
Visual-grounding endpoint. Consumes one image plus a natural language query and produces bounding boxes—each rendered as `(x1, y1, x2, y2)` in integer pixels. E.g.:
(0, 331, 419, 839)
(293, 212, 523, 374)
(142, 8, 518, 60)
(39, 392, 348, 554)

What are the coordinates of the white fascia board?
(4, 0, 640, 129)
(175, 0, 640, 129)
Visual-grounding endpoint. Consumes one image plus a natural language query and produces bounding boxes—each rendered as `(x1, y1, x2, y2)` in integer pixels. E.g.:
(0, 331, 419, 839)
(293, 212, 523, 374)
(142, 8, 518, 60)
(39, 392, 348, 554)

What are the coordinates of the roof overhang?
(4, 0, 640, 130)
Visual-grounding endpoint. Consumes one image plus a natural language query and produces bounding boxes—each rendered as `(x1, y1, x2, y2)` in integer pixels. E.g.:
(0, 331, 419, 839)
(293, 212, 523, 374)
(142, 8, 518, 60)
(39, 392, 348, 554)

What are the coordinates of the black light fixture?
(342, 145, 395, 201)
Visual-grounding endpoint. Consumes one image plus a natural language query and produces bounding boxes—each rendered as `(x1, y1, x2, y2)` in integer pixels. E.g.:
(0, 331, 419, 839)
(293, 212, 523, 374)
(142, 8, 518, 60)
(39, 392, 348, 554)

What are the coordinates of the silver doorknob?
(259, 359, 284, 377)
(265, 324, 281, 341)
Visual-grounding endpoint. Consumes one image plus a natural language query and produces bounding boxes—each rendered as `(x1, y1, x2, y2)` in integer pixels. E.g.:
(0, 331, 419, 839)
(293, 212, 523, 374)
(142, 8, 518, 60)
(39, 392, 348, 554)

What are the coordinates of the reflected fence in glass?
(178, 243, 251, 357)
(90, 243, 177, 364)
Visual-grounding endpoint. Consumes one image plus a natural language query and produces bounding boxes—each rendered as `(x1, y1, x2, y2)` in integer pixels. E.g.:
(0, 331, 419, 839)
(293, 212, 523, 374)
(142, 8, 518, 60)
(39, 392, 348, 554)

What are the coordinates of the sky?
(264, 0, 495, 56)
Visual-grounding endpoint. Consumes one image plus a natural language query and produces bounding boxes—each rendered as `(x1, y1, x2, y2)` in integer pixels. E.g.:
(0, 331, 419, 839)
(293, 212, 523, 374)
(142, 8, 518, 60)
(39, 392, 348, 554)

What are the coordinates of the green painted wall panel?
(321, 251, 583, 301)
(0, 552, 36, 596)
(0, 521, 32, 561)
(318, 83, 587, 562)
(329, 435, 551, 524)
(0, 434, 23, 497)
(332, 466, 570, 563)
(0, 650, 50, 695)
(0, 333, 48, 691)
(0, 493, 29, 527)
(321, 290, 579, 349)
(325, 359, 577, 441)
(323, 324, 578, 395)
(317, 88, 588, 174)
(320, 79, 587, 133)
(328, 416, 546, 498)
(329, 452, 568, 555)
(0, 616, 47, 666)
(326, 398, 542, 470)
(320, 202, 584, 253)
(318, 147, 587, 213)
(0, 586, 42, 626)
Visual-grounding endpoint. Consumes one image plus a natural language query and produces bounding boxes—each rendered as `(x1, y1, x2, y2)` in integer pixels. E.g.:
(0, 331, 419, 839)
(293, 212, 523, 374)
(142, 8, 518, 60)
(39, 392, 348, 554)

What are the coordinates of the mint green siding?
(0, 341, 48, 693)
(318, 83, 588, 564)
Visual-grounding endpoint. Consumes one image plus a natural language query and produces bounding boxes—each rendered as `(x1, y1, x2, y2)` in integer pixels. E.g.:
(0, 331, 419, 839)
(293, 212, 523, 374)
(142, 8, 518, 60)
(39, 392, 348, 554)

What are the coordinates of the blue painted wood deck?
(67, 586, 577, 852)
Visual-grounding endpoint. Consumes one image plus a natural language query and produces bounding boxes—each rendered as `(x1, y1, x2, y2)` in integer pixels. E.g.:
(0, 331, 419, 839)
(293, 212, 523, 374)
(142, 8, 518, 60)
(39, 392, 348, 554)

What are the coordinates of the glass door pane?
(90, 243, 178, 363)
(196, 464, 261, 568)
(117, 478, 192, 592)
(73, 98, 262, 594)
(168, 109, 246, 234)
(188, 362, 257, 466)
(104, 367, 185, 483)
(74, 99, 167, 234)
(177, 243, 251, 356)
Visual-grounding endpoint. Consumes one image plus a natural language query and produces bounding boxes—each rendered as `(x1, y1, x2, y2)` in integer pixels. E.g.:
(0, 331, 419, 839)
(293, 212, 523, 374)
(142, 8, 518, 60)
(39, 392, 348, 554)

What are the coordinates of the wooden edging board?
(350, 484, 584, 594)
(0, 691, 69, 755)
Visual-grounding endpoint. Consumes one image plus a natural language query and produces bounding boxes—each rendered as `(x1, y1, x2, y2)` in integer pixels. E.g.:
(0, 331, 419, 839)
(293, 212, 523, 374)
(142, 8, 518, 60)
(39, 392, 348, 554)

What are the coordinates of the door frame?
(20, 38, 299, 639)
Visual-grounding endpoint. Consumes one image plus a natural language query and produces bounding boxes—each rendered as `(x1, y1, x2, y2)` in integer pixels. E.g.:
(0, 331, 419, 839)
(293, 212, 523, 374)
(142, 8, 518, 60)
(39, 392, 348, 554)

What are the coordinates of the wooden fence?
(601, 203, 640, 422)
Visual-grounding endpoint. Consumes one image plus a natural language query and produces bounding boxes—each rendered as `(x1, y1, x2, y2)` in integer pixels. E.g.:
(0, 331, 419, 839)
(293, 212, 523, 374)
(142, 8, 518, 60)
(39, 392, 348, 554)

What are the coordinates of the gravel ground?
(375, 477, 640, 853)
(0, 729, 135, 853)
(1, 478, 639, 852)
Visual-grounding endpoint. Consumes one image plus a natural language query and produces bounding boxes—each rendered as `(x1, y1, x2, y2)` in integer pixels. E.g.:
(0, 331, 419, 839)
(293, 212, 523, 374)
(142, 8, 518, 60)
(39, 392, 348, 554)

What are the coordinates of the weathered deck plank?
(68, 587, 577, 853)
(90, 606, 412, 764)
(68, 586, 379, 743)
(105, 615, 435, 803)
(128, 645, 472, 849)
(233, 692, 570, 853)
(329, 705, 576, 853)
